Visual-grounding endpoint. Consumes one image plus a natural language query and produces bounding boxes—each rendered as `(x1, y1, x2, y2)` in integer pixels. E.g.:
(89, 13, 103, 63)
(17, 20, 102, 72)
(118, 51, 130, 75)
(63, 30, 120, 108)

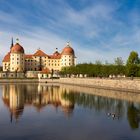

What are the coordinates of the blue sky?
(0, 0, 140, 64)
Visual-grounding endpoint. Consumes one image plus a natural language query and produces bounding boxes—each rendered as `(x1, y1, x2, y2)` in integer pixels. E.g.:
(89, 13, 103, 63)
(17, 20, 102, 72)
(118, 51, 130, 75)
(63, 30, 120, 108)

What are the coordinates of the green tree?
(126, 51, 140, 77)
(127, 104, 140, 129)
(95, 60, 102, 65)
(127, 51, 139, 65)
(114, 57, 124, 65)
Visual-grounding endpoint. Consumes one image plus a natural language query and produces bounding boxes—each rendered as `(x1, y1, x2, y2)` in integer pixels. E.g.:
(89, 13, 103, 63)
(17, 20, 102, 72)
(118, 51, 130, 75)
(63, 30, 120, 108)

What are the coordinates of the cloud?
(0, 0, 140, 66)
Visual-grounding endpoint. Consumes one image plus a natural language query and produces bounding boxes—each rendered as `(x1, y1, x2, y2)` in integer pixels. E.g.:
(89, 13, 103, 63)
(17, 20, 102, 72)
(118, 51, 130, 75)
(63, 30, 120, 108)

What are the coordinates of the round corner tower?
(61, 42, 76, 67)
(10, 41, 25, 72)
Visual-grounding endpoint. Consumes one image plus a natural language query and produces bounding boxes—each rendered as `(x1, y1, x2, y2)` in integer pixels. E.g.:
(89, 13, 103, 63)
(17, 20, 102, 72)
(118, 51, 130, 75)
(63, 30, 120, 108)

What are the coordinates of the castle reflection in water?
(1, 84, 140, 130)
(2, 84, 74, 121)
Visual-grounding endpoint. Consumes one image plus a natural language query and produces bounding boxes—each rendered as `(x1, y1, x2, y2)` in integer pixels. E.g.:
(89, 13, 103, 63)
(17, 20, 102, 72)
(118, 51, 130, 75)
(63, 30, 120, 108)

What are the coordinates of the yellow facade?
(2, 41, 76, 73)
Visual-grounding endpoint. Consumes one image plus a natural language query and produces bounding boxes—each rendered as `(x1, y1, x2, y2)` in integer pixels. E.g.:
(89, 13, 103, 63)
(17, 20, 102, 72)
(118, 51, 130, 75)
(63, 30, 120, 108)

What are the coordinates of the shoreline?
(0, 78, 39, 83)
(0, 78, 140, 93)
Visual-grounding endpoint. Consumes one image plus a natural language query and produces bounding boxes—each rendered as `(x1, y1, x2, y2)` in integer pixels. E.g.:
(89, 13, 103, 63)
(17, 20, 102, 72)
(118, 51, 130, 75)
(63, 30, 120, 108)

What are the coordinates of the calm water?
(0, 84, 140, 140)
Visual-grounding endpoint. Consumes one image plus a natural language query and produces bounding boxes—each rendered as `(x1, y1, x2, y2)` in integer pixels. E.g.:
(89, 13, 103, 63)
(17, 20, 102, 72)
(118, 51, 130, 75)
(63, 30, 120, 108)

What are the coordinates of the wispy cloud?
(0, 0, 140, 65)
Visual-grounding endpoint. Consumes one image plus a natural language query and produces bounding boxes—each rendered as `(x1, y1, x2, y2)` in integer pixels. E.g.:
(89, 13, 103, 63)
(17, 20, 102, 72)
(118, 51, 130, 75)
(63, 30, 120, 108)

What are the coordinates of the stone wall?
(40, 78, 140, 92)
(0, 78, 38, 83)
(59, 78, 140, 92)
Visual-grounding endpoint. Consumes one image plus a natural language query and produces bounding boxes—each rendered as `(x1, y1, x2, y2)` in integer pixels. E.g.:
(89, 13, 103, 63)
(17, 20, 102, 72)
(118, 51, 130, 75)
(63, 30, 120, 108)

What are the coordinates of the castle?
(0, 39, 76, 78)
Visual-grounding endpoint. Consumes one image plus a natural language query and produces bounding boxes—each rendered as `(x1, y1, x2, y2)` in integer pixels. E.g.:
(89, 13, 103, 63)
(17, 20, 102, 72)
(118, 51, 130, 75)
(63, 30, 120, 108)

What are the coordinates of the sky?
(0, 0, 140, 64)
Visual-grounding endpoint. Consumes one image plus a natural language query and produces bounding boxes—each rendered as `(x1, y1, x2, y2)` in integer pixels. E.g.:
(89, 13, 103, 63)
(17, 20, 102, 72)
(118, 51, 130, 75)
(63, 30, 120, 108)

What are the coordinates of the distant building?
(1, 39, 76, 78)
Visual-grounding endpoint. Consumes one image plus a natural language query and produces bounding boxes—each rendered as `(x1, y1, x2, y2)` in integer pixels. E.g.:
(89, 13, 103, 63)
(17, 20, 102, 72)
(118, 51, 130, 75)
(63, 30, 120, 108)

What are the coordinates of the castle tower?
(61, 42, 76, 67)
(10, 39, 25, 72)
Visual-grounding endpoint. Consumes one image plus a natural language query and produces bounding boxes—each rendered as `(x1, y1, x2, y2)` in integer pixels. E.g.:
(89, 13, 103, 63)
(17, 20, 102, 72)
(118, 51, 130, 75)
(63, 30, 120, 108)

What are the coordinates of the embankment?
(1, 78, 140, 92)
(0, 78, 39, 83)
(40, 78, 140, 92)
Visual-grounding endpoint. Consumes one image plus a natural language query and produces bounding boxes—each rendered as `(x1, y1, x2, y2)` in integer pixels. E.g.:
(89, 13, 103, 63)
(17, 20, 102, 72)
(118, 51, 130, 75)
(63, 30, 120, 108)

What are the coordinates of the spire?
(10, 37, 14, 49)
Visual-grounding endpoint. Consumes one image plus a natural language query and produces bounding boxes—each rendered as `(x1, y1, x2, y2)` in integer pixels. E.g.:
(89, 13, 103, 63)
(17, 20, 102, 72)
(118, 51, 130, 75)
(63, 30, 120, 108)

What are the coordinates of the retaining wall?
(40, 78, 140, 92)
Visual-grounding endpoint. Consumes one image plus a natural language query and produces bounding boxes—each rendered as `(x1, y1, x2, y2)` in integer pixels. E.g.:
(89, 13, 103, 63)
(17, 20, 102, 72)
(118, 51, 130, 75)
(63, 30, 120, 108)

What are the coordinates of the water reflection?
(2, 84, 74, 122)
(1, 84, 140, 130)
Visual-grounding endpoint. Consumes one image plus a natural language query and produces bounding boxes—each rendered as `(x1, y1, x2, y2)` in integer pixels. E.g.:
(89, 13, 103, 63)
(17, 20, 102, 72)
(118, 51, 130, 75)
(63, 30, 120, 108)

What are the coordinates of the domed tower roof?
(61, 42, 75, 55)
(3, 52, 10, 62)
(11, 43, 24, 53)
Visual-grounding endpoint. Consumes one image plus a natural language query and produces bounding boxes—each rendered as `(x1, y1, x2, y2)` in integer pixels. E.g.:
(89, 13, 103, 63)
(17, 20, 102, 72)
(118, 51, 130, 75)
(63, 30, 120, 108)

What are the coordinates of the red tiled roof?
(48, 51, 61, 59)
(61, 45, 74, 55)
(3, 52, 10, 62)
(40, 68, 51, 74)
(11, 43, 24, 53)
(2, 98, 9, 107)
(33, 49, 48, 57)
(25, 54, 33, 59)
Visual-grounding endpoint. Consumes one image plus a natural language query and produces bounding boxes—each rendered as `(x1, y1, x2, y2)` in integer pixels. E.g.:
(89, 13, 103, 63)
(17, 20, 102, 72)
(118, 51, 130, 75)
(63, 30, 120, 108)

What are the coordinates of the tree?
(114, 57, 124, 65)
(127, 51, 139, 65)
(127, 104, 140, 129)
(95, 60, 102, 65)
(126, 51, 140, 77)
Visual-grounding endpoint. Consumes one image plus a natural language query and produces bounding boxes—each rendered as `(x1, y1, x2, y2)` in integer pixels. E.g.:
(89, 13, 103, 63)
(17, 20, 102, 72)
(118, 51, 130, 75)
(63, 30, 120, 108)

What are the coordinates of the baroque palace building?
(1, 39, 76, 78)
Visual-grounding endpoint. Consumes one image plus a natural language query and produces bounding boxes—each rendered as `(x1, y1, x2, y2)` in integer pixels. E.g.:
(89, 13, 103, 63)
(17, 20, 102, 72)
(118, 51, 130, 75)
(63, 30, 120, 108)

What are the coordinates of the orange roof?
(62, 47, 74, 55)
(49, 51, 61, 59)
(40, 68, 51, 74)
(61, 44, 74, 55)
(33, 49, 48, 57)
(11, 43, 24, 53)
(3, 52, 10, 62)
(2, 98, 10, 107)
(25, 54, 33, 59)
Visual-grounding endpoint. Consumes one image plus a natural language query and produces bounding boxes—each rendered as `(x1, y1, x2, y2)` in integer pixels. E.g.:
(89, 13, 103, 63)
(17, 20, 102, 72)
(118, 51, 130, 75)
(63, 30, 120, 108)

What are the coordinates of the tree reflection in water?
(1, 84, 140, 129)
(127, 103, 140, 129)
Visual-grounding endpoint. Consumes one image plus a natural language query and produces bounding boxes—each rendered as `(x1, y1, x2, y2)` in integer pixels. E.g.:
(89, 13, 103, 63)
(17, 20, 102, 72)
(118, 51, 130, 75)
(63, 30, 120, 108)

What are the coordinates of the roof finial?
(16, 38, 19, 43)
(67, 41, 70, 46)
(10, 37, 14, 49)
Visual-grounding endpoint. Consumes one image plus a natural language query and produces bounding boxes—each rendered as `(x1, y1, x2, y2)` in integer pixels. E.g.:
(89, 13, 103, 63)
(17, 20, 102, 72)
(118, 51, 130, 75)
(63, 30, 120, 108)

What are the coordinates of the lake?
(0, 83, 140, 140)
